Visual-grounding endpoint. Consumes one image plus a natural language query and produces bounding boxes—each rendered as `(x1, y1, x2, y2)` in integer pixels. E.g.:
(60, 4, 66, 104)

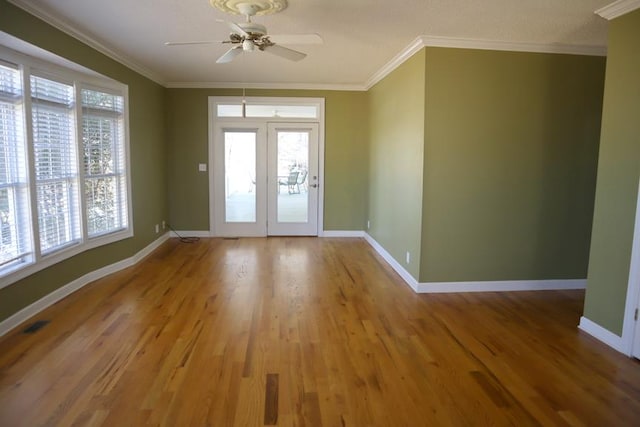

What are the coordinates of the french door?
(212, 121, 319, 236)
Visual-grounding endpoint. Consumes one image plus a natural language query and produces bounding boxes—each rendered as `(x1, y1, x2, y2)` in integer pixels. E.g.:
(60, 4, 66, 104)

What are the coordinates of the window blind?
(0, 62, 32, 269)
(30, 75, 81, 254)
(0, 48, 132, 284)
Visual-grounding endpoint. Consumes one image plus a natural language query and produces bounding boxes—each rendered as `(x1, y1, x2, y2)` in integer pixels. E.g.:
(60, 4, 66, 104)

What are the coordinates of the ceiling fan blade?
(227, 21, 250, 38)
(216, 46, 243, 64)
(267, 34, 323, 45)
(262, 44, 307, 61)
(165, 41, 224, 46)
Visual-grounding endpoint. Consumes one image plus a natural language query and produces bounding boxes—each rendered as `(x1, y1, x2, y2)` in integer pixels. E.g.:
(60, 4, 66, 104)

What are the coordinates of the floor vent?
(23, 320, 50, 334)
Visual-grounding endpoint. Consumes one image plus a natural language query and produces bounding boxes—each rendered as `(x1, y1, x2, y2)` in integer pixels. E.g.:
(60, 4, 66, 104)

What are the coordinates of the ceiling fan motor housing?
(238, 21, 267, 37)
(167, 0, 310, 63)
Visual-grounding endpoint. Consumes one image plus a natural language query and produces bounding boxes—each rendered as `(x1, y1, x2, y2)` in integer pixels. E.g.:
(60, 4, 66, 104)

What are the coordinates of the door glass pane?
(225, 131, 256, 222)
(276, 131, 308, 223)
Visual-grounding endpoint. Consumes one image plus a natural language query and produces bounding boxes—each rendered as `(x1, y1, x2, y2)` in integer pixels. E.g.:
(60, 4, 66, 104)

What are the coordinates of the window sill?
(0, 228, 133, 291)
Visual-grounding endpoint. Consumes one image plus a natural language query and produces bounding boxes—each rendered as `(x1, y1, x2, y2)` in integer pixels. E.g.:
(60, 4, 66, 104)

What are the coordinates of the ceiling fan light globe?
(243, 39, 256, 51)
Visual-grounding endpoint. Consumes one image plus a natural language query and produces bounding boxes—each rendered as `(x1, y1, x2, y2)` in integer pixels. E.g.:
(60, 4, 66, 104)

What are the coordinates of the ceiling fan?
(165, 1, 322, 64)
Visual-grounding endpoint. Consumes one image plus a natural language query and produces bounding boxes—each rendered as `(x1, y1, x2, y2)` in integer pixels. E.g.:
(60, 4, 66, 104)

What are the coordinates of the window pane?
(81, 88, 127, 237)
(276, 131, 308, 223)
(32, 105, 77, 180)
(224, 132, 256, 223)
(36, 180, 78, 252)
(85, 176, 120, 235)
(31, 75, 80, 253)
(83, 116, 115, 175)
(217, 104, 242, 117)
(0, 186, 31, 267)
(30, 75, 74, 106)
(216, 103, 318, 119)
(0, 63, 32, 270)
(246, 104, 317, 118)
(81, 90, 123, 113)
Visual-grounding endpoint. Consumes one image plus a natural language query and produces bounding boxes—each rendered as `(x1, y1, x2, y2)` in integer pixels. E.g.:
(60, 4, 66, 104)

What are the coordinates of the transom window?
(0, 48, 131, 288)
(215, 100, 319, 119)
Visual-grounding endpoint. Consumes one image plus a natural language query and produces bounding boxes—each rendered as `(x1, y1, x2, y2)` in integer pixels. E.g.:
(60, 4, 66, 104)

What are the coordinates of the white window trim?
(79, 82, 132, 240)
(29, 71, 82, 256)
(0, 44, 133, 290)
(212, 96, 323, 122)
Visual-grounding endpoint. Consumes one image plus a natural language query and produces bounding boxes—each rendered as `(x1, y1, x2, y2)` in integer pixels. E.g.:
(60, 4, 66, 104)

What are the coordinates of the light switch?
(198, 163, 207, 172)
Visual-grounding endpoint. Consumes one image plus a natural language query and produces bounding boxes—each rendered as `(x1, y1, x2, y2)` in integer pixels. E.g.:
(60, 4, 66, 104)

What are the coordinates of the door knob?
(310, 184, 318, 188)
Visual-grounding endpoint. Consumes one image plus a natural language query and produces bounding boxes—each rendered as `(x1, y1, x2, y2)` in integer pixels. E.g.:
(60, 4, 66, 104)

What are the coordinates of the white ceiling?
(9, 0, 613, 89)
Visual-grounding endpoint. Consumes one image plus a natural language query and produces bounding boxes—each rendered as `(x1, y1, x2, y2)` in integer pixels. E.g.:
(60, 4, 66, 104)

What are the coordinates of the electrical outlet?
(198, 163, 207, 172)
(162, 220, 166, 230)
(155, 224, 159, 233)
(406, 251, 411, 264)
(367, 220, 370, 230)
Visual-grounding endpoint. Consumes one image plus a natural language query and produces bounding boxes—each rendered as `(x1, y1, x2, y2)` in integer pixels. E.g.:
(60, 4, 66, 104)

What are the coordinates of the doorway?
(208, 97, 324, 237)
(621, 177, 640, 359)
(634, 291, 640, 359)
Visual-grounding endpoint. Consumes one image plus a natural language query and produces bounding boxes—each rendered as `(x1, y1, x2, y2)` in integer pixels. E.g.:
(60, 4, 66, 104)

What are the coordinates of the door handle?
(310, 184, 318, 188)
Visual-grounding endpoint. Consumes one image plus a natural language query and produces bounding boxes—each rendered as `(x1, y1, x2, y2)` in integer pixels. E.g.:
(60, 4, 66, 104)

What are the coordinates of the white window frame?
(79, 83, 130, 240)
(0, 59, 33, 273)
(0, 44, 133, 290)
(29, 71, 82, 255)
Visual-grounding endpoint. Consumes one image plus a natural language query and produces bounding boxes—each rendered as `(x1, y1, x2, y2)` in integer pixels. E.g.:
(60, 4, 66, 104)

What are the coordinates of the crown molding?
(165, 81, 367, 91)
(7, 0, 166, 86)
(420, 36, 606, 57)
(364, 36, 425, 90)
(595, 0, 640, 20)
(7, 0, 611, 92)
(364, 36, 607, 90)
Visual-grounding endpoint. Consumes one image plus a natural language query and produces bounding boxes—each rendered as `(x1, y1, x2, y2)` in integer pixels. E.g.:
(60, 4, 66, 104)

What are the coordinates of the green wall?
(365, 46, 604, 284)
(166, 88, 368, 231)
(0, 1, 169, 322)
(420, 48, 605, 282)
(0, 0, 614, 330)
(368, 50, 426, 280)
(584, 9, 640, 336)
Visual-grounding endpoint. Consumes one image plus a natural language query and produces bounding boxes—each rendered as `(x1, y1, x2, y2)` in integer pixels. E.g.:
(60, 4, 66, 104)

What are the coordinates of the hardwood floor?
(1, 237, 639, 426)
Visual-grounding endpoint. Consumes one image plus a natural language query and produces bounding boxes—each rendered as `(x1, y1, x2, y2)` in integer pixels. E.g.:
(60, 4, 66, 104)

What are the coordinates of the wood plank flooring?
(1, 237, 639, 426)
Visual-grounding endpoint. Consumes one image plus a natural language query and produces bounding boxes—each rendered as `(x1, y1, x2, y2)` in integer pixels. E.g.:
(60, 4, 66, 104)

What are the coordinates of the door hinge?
(635, 308, 639, 321)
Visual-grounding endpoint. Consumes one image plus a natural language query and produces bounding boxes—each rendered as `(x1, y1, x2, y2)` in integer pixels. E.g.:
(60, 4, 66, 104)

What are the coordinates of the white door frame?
(621, 177, 640, 357)
(207, 96, 325, 237)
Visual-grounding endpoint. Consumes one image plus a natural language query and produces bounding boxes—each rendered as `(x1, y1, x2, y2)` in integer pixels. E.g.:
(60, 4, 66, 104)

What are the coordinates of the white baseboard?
(321, 230, 365, 238)
(134, 233, 171, 262)
(0, 232, 170, 337)
(578, 316, 628, 355)
(363, 232, 587, 294)
(170, 230, 211, 238)
(417, 279, 586, 293)
(173, 230, 364, 238)
(363, 233, 419, 291)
